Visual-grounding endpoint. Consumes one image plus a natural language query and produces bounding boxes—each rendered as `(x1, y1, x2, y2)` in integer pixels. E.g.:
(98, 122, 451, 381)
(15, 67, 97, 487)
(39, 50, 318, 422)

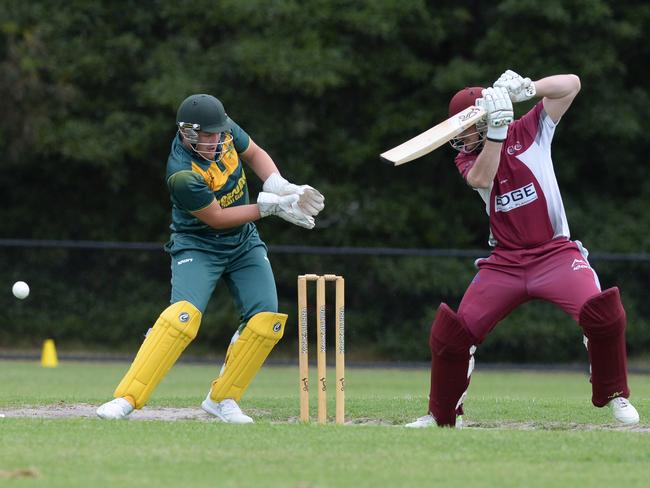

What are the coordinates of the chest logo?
(507, 141, 523, 155)
(495, 183, 537, 212)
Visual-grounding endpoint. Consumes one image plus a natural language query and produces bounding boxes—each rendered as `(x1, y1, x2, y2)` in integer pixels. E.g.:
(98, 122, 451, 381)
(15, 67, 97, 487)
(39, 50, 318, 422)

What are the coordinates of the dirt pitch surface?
(0, 404, 648, 431)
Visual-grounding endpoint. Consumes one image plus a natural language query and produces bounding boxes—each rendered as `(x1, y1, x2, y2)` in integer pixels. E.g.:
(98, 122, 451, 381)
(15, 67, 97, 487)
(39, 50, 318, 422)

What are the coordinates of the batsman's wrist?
(486, 125, 508, 141)
(526, 80, 537, 98)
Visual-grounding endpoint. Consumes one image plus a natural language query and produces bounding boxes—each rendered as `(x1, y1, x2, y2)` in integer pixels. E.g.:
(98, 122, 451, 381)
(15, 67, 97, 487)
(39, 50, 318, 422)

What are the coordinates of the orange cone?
(41, 339, 58, 368)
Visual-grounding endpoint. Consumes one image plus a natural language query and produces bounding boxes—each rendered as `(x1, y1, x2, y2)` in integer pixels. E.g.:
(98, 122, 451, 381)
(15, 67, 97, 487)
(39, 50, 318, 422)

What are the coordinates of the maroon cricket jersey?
(454, 102, 569, 249)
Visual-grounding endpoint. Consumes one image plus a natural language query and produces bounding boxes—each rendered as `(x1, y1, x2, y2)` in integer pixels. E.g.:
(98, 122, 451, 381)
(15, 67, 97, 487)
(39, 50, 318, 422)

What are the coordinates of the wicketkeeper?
(406, 71, 639, 428)
(97, 94, 324, 422)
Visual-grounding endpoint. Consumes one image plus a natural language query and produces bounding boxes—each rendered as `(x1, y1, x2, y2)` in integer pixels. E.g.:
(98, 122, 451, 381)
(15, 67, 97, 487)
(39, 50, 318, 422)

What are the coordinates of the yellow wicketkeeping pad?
(114, 301, 202, 408)
(210, 311, 287, 401)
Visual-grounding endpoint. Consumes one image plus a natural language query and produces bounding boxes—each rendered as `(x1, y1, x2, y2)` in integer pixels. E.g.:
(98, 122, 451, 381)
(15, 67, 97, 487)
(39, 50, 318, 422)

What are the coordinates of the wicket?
(297, 274, 345, 424)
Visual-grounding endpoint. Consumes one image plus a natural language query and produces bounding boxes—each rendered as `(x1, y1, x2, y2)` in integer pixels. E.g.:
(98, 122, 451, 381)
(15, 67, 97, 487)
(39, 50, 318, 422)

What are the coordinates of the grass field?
(1, 360, 649, 487)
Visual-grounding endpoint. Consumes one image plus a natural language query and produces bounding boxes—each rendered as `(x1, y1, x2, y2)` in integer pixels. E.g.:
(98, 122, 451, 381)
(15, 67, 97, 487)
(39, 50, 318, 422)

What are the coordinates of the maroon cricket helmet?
(448, 87, 485, 118)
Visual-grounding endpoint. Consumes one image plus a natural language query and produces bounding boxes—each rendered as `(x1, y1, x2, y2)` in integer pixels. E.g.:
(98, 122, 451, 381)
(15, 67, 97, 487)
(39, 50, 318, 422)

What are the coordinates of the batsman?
(406, 70, 639, 428)
(97, 94, 324, 422)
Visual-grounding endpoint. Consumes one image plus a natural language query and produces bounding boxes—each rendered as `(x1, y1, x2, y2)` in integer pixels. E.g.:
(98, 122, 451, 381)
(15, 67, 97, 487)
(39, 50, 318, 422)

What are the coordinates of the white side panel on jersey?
(515, 112, 570, 239)
(475, 185, 492, 216)
(474, 185, 497, 246)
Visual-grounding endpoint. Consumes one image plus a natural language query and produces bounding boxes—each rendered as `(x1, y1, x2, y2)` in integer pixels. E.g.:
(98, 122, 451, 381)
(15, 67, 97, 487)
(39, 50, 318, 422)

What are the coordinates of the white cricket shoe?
(608, 397, 640, 425)
(405, 413, 463, 429)
(201, 396, 253, 424)
(96, 397, 134, 420)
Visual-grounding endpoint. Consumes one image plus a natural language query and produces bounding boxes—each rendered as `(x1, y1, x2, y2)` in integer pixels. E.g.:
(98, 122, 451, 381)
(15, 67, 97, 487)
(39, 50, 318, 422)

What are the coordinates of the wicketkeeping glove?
(493, 69, 536, 103)
(262, 172, 325, 217)
(257, 192, 315, 229)
(477, 87, 513, 142)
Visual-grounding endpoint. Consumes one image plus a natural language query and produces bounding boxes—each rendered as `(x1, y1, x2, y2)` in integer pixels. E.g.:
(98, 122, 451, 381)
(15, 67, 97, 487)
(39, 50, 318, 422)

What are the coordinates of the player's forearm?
(533, 74, 581, 100)
(191, 200, 261, 229)
(241, 139, 280, 182)
(535, 75, 581, 122)
(466, 142, 501, 189)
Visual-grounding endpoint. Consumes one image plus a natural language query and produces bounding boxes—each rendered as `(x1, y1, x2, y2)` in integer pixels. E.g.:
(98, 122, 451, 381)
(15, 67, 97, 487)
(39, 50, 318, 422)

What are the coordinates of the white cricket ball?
(12, 281, 30, 300)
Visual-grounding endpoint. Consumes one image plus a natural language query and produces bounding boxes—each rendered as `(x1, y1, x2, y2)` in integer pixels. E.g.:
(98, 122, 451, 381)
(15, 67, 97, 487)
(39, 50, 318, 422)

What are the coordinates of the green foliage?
(3, 0, 648, 244)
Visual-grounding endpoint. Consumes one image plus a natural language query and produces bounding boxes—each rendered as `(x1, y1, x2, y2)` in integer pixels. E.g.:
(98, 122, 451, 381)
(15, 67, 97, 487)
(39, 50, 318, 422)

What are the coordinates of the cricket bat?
(380, 104, 486, 166)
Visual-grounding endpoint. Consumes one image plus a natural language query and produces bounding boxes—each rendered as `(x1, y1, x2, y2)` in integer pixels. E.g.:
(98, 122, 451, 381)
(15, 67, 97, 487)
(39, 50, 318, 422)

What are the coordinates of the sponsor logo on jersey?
(571, 258, 591, 271)
(506, 141, 523, 155)
(494, 183, 537, 212)
(218, 173, 247, 208)
(177, 258, 194, 265)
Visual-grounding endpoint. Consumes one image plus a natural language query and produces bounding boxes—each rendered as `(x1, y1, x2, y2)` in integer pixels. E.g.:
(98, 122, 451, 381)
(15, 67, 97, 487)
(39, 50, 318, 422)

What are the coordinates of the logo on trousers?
(571, 259, 590, 271)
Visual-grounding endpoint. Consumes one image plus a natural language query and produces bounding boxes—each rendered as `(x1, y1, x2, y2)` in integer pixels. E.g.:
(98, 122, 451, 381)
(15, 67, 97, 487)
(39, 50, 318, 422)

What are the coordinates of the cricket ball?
(12, 281, 30, 300)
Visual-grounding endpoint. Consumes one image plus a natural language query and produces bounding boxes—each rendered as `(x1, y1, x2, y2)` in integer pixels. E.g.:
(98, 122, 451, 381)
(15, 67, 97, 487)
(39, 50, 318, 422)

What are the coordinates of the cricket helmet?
(176, 94, 232, 134)
(176, 94, 233, 162)
(448, 87, 484, 117)
(448, 86, 487, 153)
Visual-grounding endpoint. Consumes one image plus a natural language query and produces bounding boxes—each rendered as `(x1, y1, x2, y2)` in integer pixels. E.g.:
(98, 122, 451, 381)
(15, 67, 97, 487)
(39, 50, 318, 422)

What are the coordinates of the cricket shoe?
(608, 397, 640, 425)
(96, 397, 134, 420)
(201, 396, 254, 424)
(404, 413, 463, 429)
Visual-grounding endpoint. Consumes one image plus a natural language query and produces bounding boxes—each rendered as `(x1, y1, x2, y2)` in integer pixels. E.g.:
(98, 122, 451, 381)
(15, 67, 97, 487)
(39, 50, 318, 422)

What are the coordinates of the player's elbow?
(466, 173, 491, 190)
(568, 74, 581, 96)
(465, 166, 493, 189)
(191, 200, 228, 229)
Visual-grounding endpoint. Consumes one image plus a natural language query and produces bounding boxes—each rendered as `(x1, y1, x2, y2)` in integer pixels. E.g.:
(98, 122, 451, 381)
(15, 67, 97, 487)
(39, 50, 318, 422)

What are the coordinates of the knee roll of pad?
(429, 303, 475, 360)
(579, 287, 626, 338)
(210, 311, 287, 402)
(114, 300, 202, 408)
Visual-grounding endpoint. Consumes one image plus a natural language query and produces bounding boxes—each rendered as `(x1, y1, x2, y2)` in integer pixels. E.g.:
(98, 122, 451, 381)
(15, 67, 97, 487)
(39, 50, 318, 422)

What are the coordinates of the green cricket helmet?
(176, 94, 233, 162)
(176, 94, 232, 133)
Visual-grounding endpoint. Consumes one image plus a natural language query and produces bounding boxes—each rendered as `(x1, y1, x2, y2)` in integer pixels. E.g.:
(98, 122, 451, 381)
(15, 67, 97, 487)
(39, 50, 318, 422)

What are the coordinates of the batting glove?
(493, 69, 536, 103)
(477, 87, 513, 142)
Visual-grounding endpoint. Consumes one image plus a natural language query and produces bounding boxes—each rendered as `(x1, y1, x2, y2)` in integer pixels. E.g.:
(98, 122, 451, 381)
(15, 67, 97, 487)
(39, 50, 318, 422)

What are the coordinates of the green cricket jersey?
(165, 121, 251, 244)
(163, 121, 276, 314)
